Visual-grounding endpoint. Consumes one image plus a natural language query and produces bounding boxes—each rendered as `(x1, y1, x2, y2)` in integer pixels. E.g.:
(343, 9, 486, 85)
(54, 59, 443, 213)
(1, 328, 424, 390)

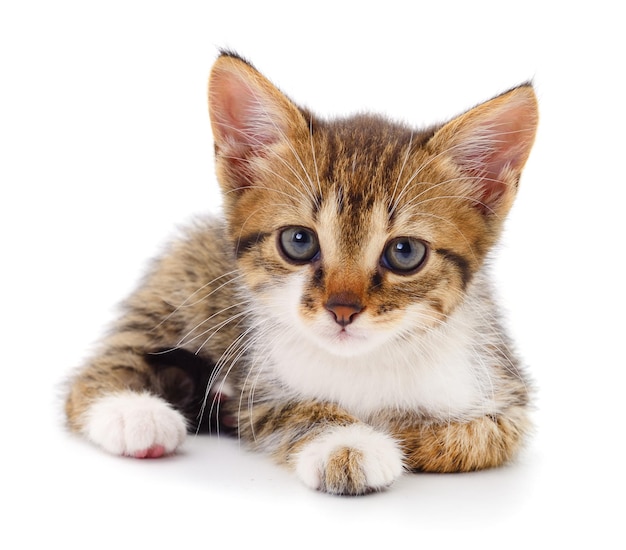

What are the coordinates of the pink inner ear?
(465, 124, 524, 212)
(448, 90, 537, 213)
(209, 58, 309, 192)
(474, 103, 535, 179)
(210, 67, 283, 156)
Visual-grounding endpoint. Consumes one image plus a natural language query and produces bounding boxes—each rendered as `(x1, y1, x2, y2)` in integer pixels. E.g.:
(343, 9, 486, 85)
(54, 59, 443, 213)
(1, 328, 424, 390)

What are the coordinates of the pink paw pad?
(132, 445, 166, 459)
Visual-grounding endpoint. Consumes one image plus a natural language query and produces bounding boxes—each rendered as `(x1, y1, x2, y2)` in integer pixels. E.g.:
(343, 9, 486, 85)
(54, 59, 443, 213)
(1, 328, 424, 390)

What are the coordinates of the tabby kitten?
(65, 51, 538, 495)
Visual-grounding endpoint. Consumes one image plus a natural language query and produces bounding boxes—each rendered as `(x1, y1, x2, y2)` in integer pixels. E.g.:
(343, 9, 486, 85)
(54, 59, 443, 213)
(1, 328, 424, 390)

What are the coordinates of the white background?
(1, 1, 624, 548)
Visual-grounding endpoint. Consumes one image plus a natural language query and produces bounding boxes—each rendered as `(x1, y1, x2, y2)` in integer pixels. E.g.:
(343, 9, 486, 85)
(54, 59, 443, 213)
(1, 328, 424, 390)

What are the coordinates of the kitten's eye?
(382, 237, 428, 274)
(278, 227, 320, 264)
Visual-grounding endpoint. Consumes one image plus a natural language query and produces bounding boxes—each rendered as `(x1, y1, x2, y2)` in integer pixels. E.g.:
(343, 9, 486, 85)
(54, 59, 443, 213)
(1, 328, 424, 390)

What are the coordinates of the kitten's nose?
(325, 295, 363, 327)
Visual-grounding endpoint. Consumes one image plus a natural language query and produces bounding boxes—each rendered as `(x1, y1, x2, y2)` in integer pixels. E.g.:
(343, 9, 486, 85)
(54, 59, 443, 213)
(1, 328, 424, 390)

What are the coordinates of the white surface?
(1, 1, 624, 548)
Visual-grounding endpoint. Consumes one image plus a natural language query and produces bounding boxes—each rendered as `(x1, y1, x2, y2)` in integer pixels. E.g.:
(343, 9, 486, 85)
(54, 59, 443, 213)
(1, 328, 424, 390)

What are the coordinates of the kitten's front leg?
(65, 329, 189, 458)
(295, 424, 404, 495)
(65, 303, 197, 458)
(392, 406, 530, 473)
(237, 400, 404, 495)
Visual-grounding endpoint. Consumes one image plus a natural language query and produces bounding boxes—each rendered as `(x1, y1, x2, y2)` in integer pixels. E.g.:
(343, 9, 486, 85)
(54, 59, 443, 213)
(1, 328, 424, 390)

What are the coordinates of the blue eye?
(278, 227, 320, 263)
(382, 237, 428, 274)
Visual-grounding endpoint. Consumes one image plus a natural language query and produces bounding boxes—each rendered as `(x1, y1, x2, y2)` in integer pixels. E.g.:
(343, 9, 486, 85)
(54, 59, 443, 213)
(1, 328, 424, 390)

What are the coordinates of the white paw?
(294, 424, 404, 495)
(83, 392, 187, 458)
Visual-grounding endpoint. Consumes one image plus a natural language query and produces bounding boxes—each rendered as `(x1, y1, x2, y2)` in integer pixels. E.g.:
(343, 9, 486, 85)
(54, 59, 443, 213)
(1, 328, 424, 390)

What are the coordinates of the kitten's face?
(208, 54, 537, 358)
(226, 119, 488, 357)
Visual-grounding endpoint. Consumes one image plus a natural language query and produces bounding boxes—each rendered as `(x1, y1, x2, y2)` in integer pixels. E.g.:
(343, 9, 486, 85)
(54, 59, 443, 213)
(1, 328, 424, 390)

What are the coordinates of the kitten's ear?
(428, 84, 538, 215)
(208, 53, 307, 191)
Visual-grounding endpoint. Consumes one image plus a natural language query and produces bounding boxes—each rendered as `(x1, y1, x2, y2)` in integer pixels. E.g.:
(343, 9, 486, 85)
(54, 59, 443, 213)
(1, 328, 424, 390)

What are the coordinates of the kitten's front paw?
(294, 424, 404, 495)
(83, 392, 187, 458)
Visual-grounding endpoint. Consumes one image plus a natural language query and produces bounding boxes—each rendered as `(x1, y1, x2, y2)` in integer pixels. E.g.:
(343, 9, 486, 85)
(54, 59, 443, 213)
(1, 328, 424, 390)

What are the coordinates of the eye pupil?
(395, 241, 411, 256)
(382, 237, 428, 274)
(279, 227, 320, 263)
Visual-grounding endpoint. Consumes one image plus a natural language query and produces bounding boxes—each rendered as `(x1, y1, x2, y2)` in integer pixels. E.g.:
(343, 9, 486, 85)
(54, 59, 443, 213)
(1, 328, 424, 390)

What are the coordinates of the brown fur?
(390, 406, 530, 473)
(65, 51, 538, 495)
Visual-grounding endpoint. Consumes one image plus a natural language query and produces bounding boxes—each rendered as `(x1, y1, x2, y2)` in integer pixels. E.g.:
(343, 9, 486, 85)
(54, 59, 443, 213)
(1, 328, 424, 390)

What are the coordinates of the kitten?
(65, 51, 538, 495)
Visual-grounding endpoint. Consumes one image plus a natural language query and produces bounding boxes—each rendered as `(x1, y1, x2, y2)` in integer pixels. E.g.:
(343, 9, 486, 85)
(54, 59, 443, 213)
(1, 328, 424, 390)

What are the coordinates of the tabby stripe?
(235, 232, 270, 258)
(435, 248, 472, 289)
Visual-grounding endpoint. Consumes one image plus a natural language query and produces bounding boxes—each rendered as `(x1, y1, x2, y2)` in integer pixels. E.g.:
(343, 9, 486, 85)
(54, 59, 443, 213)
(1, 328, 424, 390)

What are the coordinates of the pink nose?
(325, 298, 363, 327)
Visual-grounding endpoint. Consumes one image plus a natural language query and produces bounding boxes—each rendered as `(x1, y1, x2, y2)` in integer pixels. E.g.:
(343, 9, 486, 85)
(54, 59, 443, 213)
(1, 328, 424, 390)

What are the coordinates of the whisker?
(308, 115, 323, 207)
(183, 304, 250, 351)
(200, 322, 260, 436)
(152, 270, 242, 331)
(390, 131, 414, 213)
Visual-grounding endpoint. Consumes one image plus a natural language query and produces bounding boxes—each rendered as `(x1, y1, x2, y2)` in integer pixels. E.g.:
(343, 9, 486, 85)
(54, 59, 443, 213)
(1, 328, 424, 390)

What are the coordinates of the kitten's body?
(66, 53, 537, 494)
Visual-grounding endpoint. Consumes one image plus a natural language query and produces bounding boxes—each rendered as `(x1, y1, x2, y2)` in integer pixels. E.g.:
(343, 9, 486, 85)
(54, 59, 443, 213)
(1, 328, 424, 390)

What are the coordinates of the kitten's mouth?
(294, 314, 388, 357)
(322, 325, 392, 358)
(330, 325, 371, 347)
(336, 328, 351, 339)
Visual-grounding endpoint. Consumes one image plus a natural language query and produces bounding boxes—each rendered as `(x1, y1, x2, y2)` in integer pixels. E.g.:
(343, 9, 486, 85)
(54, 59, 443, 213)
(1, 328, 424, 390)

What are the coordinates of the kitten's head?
(208, 52, 538, 357)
